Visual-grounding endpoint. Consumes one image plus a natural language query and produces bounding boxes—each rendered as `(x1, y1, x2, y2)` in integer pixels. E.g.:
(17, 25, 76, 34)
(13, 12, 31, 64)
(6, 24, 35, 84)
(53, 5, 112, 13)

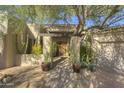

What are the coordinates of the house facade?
(40, 25, 76, 57)
(1, 10, 124, 72)
(0, 14, 36, 69)
(0, 12, 77, 68)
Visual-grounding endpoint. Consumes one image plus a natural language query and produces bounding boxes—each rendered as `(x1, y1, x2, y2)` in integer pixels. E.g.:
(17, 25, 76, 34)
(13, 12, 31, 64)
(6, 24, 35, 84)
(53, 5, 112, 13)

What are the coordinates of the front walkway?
(0, 57, 124, 88)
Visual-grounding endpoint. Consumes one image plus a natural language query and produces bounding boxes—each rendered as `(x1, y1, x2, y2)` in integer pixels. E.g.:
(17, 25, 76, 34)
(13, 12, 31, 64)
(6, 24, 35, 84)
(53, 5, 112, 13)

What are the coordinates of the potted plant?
(41, 54, 51, 71)
(41, 41, 55, 71)
(72, 63, 81, 73)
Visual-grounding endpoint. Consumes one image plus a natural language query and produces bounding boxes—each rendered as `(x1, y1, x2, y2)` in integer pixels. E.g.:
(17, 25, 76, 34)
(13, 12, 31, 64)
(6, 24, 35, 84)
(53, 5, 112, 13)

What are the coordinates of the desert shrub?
(51, 42, 58, 56)
(80, 32, 96, 67)
(32, 44, 42, 55)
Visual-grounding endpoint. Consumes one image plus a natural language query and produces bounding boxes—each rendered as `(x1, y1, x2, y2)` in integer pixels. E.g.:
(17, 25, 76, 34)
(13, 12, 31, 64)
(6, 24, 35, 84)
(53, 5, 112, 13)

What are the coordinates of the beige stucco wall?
(0, 11, 8, 54)
(27, 24, 40, 38)
(92, 31, 124, 71)
(0, 36, 6, 69)
(0, 14, 29, 69)
(0, 17, 17, 69)
(0, 11, 8, 34)
(3, 31, 16, 68)
(0, 12, 8, 69)
(16, 54, 43, 66)
(43, 36, 53, 62)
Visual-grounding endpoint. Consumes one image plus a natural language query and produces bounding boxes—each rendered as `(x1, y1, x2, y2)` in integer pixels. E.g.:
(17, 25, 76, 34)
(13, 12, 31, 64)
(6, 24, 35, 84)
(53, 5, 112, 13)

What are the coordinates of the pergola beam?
(40, 32, 74, 37)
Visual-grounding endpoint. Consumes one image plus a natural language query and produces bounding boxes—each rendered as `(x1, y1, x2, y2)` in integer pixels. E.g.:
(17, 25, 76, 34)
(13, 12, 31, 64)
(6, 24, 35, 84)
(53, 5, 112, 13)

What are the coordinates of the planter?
(41, 62, 51, 71)
(72, 63, 81, 73)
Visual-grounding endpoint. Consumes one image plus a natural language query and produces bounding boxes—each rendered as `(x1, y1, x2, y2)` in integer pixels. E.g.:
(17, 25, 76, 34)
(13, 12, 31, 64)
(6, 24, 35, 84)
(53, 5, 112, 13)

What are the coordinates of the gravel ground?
(0, 57, 124, 88)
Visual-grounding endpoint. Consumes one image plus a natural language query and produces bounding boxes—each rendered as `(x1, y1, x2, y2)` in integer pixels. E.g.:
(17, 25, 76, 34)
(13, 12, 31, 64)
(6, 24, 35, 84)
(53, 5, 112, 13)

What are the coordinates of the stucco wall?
(0, 12, 8, 69)
(92, 30, 124, 72)
(43, 36, 53, 62)
(16, 54, 43, 66)
(0, 15, 31, 69)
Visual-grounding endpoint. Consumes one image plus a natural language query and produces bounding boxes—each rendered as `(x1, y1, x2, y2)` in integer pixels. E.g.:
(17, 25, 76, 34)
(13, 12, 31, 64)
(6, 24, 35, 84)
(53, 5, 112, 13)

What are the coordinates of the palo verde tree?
(71, 5, 124, 66)
(0, 5, 124, 61)
(0, 5, 124, 37)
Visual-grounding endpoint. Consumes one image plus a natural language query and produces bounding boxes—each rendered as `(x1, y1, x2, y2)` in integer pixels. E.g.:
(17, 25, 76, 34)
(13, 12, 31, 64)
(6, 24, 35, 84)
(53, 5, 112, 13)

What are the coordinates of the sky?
(55, 15, 124, 28)
(27, 15, 124, 28)
(25, 7, 124, 28)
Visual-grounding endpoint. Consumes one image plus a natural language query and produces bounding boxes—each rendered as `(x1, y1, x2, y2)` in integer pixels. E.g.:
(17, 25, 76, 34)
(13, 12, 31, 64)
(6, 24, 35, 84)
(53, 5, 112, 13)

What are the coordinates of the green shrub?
(32, 44, 42, 55)
(80, 32, 96, 67)
(51, 42, 58, 56)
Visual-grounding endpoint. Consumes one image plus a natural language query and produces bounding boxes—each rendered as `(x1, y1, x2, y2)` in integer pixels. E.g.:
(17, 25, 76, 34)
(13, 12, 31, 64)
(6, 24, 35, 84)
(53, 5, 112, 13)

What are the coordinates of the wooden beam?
(40, 32, 73, 37)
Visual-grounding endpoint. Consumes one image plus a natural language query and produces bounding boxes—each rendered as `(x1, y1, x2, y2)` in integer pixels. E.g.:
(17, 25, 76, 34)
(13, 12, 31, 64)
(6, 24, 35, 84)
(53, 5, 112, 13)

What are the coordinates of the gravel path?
(0, 57, 124, 88)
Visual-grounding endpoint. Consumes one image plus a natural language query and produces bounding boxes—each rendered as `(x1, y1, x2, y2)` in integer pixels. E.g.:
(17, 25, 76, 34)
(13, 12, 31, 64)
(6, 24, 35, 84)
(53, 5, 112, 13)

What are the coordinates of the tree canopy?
(0, 5, 124, 35)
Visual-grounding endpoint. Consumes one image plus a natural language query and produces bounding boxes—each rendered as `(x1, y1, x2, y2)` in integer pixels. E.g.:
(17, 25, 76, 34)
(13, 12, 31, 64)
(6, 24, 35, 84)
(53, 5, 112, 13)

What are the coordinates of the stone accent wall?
(92, 30, 124, 72)
(16, 54, 43, 66)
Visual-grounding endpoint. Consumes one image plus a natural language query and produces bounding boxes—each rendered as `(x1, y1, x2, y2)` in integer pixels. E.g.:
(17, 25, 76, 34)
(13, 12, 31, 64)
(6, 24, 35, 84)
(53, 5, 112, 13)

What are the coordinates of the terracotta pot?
(72, 63, 81, 73)
(41, 62, 51, 71)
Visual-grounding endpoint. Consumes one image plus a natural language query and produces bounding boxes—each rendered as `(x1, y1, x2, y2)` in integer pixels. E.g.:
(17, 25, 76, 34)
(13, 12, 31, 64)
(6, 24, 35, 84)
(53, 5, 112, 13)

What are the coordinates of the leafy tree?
(0, 5, 124, 33)
(0, 5, 124, 55)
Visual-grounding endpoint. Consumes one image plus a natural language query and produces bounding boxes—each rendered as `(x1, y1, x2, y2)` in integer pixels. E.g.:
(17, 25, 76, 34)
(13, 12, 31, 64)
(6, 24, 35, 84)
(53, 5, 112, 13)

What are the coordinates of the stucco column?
(43, 36, 53, 63)
(70, 36, 81, 64)
(0, 12, 8, 69)
(5, 33, 16, 67)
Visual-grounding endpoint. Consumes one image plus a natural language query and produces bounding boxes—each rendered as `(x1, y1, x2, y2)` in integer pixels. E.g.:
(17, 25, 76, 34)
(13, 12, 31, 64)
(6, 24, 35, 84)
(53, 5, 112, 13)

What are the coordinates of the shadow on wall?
(15, 54, 44, 66)
(0, 54, 3, 69)
(15, 54, 22, 66)
(92, 31, 124, 87)
(97, 31, 124, 72)
(0, 55, 5, 69)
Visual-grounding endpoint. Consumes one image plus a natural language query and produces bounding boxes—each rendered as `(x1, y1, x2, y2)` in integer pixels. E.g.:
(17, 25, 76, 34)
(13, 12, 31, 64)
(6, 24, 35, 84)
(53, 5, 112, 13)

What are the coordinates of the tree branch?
(107, 17, 124, 26)
(101, 5, 120, 27)
(73, 5, 83, 35)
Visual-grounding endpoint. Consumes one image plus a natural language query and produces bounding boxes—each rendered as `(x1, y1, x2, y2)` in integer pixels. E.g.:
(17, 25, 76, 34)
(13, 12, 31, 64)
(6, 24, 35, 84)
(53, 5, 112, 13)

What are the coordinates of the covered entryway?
(53, 37, 70, 57)
(40, 31, 73, 63)
(57, 42, 68, 56)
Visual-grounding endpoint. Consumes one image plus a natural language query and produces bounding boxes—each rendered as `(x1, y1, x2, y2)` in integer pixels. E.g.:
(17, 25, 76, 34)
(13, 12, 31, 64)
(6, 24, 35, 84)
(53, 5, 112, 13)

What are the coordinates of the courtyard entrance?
(53, 37, 70, 57)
